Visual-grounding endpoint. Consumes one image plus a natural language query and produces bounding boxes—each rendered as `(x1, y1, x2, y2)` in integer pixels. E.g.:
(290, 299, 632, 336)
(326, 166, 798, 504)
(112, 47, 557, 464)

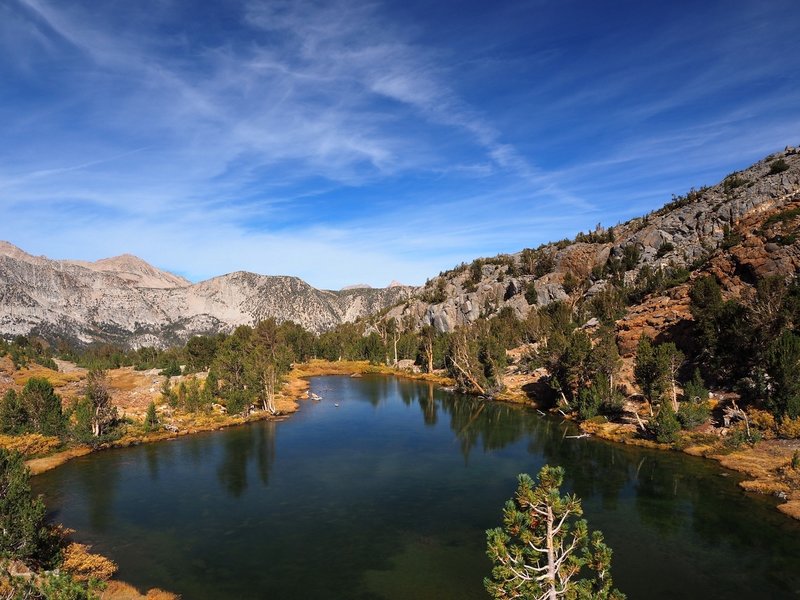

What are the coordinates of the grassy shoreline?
(21, 360, 453, 476)
(8, 358, 799, 523)
(5, 358, 797, 599)
(499, 386, 800, 522)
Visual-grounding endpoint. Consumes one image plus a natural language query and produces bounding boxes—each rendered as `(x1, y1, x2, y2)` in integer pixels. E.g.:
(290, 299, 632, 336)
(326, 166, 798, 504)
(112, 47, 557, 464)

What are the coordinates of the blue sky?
(1, 0, 799, 289)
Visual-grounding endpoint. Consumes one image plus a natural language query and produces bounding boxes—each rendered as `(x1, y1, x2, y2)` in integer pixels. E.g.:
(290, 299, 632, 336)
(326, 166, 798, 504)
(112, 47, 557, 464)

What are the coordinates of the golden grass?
(100, 581, 179, 600)
(779, 500, 800, 519)
(25, 445, 93, 474)
(291, 359, 453, 386)
(0, 433, 62, 457)
(62, 543, 118, 582)
(107, 368, 152, 393)
(579, 420, 663, 448)
(11, 364, 84, 388)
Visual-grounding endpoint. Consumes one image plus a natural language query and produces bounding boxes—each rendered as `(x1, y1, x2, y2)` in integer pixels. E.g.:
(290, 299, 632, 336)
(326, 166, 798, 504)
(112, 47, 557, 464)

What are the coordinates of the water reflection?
(31, 375, 800, 600)
(145, 443, 159, 480)
(418, 383, 438, 426)
(75, 456, 121, 532)
(216, 420, 276, 498)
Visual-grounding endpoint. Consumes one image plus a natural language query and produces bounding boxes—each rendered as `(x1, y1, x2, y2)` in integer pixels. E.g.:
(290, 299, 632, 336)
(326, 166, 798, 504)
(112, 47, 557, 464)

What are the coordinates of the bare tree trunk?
(449, 355, 486, 395)
(262, 368, 277, 414)
(425, 339, 434, 373)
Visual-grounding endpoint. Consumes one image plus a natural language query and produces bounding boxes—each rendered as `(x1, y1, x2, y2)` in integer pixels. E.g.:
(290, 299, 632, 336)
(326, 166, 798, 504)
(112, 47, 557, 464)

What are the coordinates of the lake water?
(33, 375, 800, 599)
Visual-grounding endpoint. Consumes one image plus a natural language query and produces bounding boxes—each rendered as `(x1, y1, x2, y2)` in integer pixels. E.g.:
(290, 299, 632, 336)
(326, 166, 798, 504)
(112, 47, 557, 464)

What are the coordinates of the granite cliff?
(0, 243, 410, 347)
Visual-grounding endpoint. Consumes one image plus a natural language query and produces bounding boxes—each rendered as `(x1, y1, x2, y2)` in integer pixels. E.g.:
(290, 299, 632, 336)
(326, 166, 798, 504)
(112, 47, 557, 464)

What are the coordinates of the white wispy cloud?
(1, 0, 799, 288)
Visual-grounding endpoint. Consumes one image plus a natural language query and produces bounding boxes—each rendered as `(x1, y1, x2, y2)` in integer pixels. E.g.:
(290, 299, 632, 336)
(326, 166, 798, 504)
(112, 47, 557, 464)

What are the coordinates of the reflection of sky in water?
(35, 375, 800, 599)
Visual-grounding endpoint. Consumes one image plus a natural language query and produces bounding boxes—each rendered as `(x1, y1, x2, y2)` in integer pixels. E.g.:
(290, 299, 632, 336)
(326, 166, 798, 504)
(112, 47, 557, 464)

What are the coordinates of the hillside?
(387, 146, 800, 352)
(0, 244, 411, 347)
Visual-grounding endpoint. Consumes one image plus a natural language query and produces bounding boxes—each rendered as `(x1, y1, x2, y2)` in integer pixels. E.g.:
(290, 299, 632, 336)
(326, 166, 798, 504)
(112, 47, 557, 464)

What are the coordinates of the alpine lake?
(33, 375, 800, 599)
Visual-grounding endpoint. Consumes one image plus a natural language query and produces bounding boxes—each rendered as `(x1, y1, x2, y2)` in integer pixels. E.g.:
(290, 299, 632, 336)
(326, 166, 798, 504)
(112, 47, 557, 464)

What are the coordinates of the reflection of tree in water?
(217, 421, 277, 498)
(530, 428, 632, 512)
(182, 434, 206, 467)
(360, 376, 393, 407)
(417, 383, 437, 426)
(398, 382, 417, 407)
(77, 456, 122, 532)
(426, 388, 633, 507)
(633, 457, 686, 536)
(145, 443, 159, 480)
(433, 393, 534, 461)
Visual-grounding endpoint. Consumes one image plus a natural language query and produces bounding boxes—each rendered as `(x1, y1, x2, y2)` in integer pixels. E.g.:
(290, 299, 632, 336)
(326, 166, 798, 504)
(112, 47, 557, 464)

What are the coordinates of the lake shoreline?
(30, 370, 800, 599)
(9, 361, 453, 599)
(23, 360, 453, 476)
(498, 374, 800, 522)
(15, 358, 800, 524)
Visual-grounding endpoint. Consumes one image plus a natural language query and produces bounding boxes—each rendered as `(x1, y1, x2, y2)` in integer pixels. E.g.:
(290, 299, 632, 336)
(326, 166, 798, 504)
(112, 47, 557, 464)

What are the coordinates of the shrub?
(224, 389, 249, 416)
(653, 402, 681, 444)
(159, 360, 181, 377)
(61, 543, 118, 582)
(720, 225, 742, 249)
(748, 409, 777, 437)
(655, 242, 674, 258)
(763, 207, 800, 227)
(769, 158, 789, 175)
(778, 416, 800, 439)
(534, 252, 555, 278)
(723, 422, 763, 449)
(682, 369, 709, 403)
(577, 386, 601, 420)
(677, 401, 709, 429)
(524, 281, 538, 305)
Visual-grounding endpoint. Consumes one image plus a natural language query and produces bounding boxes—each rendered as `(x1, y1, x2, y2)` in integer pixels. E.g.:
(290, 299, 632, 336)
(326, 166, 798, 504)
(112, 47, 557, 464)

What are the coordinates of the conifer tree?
(485, 466, 624, 600)
(765, 330, 800, 419)
(0, 448, 56, 565)
(653, 401, 681, 443)
(144, 401, 159, 432)
(20, 378, 64, 436)
(0, 389, 27, 434)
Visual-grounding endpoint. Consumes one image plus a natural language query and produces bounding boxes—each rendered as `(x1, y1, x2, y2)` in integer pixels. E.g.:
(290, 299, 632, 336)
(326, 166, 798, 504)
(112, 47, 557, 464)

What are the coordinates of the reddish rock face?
(616, 286, 693, 356)
(616, 190, 800, 357)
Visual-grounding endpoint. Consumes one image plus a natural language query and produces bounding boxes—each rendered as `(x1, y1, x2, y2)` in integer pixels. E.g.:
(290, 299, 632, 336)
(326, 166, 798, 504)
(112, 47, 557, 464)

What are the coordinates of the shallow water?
(33, 375, 800, 599)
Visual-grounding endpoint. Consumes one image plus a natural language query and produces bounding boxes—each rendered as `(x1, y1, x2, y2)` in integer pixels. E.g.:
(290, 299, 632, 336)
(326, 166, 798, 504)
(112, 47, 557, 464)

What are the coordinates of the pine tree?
(765, 330, 800, 419)
(144, 401, 159, 432)
(0, 448, 56, 565)
(677, 369, 710, 429)
(485, 466, 624, 600)
(653, 401, 681, 444)
(20, 378, 64, 436)
(160, 376, 176, 407)
(0, 389, 28, 434)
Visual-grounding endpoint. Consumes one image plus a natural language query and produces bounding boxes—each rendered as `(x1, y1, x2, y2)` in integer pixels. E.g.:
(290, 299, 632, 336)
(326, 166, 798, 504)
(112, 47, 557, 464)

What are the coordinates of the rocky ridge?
(386, 147, 800, 347)
(0, 244, 411, 347)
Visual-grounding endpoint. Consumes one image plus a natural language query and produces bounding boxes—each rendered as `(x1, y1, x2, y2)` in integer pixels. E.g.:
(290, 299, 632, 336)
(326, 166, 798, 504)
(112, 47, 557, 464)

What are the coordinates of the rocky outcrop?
(387, 148, 800, 333)
(0, 244, 411, 347)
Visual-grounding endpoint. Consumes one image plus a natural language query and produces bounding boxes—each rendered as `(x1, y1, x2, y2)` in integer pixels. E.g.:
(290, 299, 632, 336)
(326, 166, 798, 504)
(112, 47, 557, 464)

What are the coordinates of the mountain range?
(1, 146, 799, 350)
(0, 242, 411, 347)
